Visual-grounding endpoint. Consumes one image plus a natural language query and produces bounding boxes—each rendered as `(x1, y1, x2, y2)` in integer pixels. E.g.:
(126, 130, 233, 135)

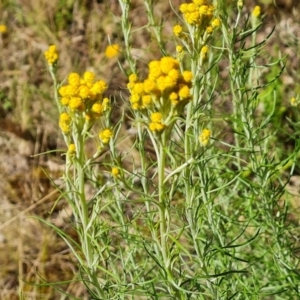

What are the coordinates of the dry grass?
(0, 0, 300, 298)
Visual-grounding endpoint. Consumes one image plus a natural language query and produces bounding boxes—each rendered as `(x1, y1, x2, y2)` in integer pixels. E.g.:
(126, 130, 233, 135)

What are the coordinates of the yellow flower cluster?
(128, 57, 192, 110)
(58, 71, 110, 143)
(68, 143, 76, 155)
(58, 71, 109, 118)
(199, 128, 211, 147)
(200, 45, 209, 60)
(44, 45, 59, 65)
(99, 128, 113, 144)
(149, 112, 165, 132)
(127, 56, 193, 133)
(173, 25, 183, 37)
(179, 0, 217, 27)
(59, 112, 72, 133)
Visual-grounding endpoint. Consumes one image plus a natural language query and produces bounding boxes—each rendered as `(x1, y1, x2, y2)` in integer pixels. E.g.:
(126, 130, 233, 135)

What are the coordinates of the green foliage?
(55, 0, 76, 31)
(42, 0, 300, 299)
(0, 90, 12, 111)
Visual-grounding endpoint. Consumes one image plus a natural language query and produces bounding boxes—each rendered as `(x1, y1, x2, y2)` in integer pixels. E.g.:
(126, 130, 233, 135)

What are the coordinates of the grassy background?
(0, 0, 300, 299)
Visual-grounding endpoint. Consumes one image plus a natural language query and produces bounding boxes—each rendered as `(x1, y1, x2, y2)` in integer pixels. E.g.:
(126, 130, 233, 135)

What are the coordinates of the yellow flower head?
(78, 85, 91, 99)
(178, 85, 191, 100)
(182, 71, 193, 83)
(157, 75, 176, 91)
(60, 97, 69, 106)
(91, 102, 103, 114)
(185, 11, 200, 25)
(173, 25, 183, 37)
(59, 112, 71, 133)
(129, 73, 138, 83)
(83, 71, 95, 84)
(150, 112, 163, 123)
(99, 128, 113, 144)
(149, 112, 165, 132)
(90, 80, 108, 96)
(105, 44, 120, 58)
(176, 45, 183, 53)
(168, 69, 180, 82)
(143, 79, 156, 94)
(69, 97, 83, 110)
(170, 92, 179, 105)
(252, 6, 261, 18)
(157, 76, 167, 91)
(68, 143, 76, 155)
(211, 18, 221, 28)
(44, 45, 59, 65)
(206, 26, 213, 34)
(130, 93, 142, 110)
(65, 85, 78, 97)
(59, 112, 71, 123)
(127, 81, 135, 90)
(187, 3, 198, 12)
(111, 167, 120, 178)
(142, 95, 152, 107)
(68, 72, 81, 86)
(102, 97, 110, 112)
(200, 45, 209, 60)
(148, 60, 162, 80)
(132, 82, 144, 95)
(160, 56, 179, 75)
(58, 86, 68, 97)
(290, 97, 298, 107)
(179, 3, 189, 14)
(0, 24, 7, 33)
(199, 128, 211, 147)
(199, 4, 214, 17)
(130, 93, 140, 104)
(149, 122, 165, 132)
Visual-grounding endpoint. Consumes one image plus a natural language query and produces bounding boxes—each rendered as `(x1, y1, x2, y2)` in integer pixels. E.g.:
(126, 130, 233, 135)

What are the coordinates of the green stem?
(158, 132, 168, 266)
(49, 66, 61, 114)
(118, 0, 136, 73)
(75, 123, 104, 298)
(48, 61, 105, 298)
(144, 0, 165, 55)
